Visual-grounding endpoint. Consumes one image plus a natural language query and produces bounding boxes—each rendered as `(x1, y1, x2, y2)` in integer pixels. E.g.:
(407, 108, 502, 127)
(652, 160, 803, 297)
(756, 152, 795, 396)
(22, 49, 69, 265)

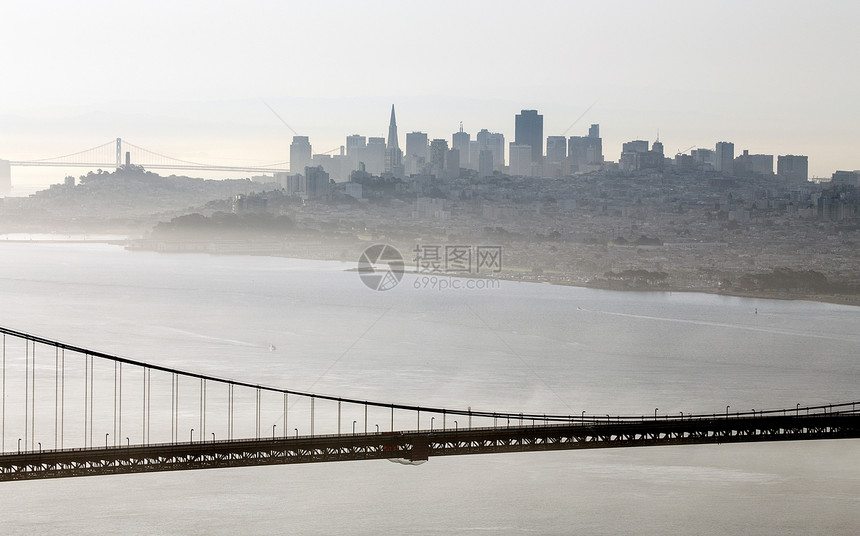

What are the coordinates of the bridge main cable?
(2, 325, 858, 424)
(0, 325, 561, 422)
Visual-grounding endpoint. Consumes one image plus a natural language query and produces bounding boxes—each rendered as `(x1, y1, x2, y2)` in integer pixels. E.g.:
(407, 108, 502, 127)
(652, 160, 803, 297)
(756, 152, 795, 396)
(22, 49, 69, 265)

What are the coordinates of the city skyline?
(1, 1, 858, 185)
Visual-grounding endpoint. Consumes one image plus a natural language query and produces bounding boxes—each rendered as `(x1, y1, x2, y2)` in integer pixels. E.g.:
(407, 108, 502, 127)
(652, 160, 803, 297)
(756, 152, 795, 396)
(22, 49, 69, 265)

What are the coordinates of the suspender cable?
(89, 355, 94, 448)
(255, 388, 261, 439)
(31, 342, 35, 450)
(55, 347, 59, 449)
(60, 349, 64, 449)
(170, 373, 175, 443)
(83, 353, 87, 448)
(118, 362, 122, 446)
(113, 361, 117, 447)
(146, 368, 151, 445)
(2, 334, 5, 453)
(25, 340, 29, 451)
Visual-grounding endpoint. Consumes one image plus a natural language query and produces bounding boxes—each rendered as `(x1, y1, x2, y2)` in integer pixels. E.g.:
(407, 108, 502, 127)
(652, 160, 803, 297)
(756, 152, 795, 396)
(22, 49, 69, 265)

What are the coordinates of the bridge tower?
(115, 138, 122, 170)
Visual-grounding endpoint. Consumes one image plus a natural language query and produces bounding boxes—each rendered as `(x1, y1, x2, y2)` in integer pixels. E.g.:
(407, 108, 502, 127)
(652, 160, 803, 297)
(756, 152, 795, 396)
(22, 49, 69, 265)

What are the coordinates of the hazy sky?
(1, 0, 858, 185)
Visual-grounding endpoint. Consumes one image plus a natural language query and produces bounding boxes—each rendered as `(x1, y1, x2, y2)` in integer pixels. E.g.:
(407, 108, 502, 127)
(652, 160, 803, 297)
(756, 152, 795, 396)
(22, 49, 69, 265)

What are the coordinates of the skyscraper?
(546, 136, 567, 163)
(406, 132, 428, 159)
(405, 131, 428, 175)
(452, 123, 471, 169)
(290, 136, 312, 175)
(385, 105, 403, 177)
(515, 109, 543, 162)
(477, 129, 505, 171)
(509, 144, 533, 176)
(364, 137, 386, 175)
(777, 155, 809, 182)
(430, 139, 448, 178)
(345, 134, 366, 175)
(715, 141, 734, 175)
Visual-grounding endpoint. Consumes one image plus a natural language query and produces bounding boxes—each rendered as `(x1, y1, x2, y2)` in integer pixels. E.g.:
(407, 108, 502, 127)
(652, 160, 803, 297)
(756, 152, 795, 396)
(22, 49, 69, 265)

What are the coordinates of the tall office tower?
(405, 131, 429, 176)
(304, 165, 330, 198)
(568, 136, 602, 173)
(385, 105, 403, 177)
(364, 137, 387, 175)
(515, 109, 543, 162)
(477, 129, 506, 170)
(509, 143, 533, 176)
(290, 136, 312, 175)
(588, 124, 600, 139)
(715, 141, 734, 175)
(546, 136, 567, 163)
(777, 155, 809, 182)
(622, 140, 649, 154)
(346, 135, 367, 175)
(619, 140, 650, 172)
(446, 148, 460, 179)
(477, 149, 494, 178)
(452, 123, 471, 169)
(346, 134, 367, 155)
(406, 132, 428, 159)
(430, 139, 449, 178)
(735, 150, 774, 178)
(469, 141, 480, 170)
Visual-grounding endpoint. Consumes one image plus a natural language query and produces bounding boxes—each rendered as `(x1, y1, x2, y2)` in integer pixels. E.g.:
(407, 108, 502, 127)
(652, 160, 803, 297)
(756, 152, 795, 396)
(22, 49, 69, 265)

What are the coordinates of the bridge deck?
(2, 413, 858, 481)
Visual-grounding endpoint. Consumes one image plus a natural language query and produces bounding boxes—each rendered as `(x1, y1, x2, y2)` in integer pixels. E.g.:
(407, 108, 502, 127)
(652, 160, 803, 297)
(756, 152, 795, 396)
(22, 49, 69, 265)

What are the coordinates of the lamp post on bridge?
(105, 433, 109, 448)
(654, 408, 658, 420)
(726, 406, 730, 418)
(190, 428, 194, 443)
(352, 421, 357, 435)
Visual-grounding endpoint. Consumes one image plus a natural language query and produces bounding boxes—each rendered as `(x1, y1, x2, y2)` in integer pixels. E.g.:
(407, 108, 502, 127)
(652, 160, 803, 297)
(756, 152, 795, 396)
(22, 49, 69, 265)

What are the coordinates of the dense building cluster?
(264, 105, 857, 202)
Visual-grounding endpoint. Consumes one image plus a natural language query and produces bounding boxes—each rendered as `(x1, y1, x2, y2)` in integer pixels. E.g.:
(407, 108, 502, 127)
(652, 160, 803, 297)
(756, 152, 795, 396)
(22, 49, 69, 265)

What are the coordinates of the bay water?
(0, 242, 858, 535)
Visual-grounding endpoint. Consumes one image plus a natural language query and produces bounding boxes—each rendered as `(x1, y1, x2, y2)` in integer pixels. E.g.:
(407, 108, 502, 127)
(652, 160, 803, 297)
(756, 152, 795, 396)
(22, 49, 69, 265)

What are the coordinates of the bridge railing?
(1, 325, 858, 455)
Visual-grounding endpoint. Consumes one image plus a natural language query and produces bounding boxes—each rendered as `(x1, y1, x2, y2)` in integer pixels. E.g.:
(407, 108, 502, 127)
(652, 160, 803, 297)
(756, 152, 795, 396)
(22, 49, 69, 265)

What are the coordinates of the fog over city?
(1, 2, 859, 536)
(1, 1, 859, 184)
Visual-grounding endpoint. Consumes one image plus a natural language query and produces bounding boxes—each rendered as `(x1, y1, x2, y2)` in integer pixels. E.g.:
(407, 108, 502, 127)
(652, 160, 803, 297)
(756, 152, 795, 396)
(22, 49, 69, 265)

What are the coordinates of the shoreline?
(3, 237, 857, 308)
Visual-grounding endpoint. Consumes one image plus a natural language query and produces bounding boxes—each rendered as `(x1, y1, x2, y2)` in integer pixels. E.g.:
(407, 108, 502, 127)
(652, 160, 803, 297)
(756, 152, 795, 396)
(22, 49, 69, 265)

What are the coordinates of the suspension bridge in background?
(0, 325, 858, 482)
(5, 138, 289, 175)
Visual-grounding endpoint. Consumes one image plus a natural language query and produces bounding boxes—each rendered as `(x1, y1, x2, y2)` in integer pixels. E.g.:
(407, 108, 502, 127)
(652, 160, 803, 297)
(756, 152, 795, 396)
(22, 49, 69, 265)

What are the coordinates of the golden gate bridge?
(1, 325, 858, 481)
(6, 138, 289, 175)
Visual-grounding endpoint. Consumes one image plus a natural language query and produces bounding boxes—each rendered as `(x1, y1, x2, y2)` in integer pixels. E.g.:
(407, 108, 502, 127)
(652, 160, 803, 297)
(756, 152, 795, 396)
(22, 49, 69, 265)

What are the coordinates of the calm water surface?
(0, 242, 858, 535)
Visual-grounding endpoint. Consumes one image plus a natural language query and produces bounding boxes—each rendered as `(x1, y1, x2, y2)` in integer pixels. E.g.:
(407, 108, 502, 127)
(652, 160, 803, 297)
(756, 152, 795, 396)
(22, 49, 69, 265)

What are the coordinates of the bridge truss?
(0, 326, 858, 481)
